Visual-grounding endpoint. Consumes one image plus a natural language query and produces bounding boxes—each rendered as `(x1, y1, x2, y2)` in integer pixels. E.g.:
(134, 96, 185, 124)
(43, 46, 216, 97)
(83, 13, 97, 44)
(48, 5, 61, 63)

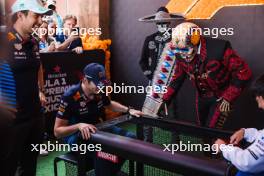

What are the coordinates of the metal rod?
(90, 131, 229, 176)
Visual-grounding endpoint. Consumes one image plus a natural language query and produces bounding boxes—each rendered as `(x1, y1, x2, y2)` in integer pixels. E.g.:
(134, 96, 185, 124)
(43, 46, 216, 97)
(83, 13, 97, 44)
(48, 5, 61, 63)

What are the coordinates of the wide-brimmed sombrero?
(138, 6, 184, 23)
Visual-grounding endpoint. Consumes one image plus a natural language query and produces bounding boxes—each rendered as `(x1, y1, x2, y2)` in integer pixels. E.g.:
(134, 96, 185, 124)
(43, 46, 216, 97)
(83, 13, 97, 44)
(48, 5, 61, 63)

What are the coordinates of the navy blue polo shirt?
(57, 83, 111, 145)
(6, 29, 41, 119)
(0, 61, 16, 110)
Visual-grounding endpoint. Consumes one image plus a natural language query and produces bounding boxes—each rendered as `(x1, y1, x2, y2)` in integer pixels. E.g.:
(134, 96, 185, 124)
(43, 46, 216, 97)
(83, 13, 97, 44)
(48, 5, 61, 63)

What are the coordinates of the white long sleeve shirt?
(220, 128, 264, 173)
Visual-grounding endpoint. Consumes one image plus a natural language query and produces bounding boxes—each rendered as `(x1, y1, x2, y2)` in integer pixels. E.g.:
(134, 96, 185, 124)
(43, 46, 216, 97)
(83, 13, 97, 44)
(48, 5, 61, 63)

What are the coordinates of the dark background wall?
(110, 0, 264, 130)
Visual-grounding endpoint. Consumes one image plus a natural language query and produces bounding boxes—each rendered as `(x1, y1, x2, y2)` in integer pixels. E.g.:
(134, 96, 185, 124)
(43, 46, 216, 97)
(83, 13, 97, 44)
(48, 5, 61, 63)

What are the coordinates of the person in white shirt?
(215, 74, 264, 176)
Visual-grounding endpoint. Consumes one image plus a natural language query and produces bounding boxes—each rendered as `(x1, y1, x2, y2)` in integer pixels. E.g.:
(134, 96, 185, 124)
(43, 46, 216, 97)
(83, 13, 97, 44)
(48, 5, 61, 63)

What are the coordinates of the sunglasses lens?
(175, 48, 190, 53)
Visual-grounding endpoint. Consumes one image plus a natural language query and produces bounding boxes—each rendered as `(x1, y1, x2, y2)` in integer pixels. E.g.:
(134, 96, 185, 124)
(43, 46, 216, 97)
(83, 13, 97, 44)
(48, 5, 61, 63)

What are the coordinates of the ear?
(16, 12, 22, 19)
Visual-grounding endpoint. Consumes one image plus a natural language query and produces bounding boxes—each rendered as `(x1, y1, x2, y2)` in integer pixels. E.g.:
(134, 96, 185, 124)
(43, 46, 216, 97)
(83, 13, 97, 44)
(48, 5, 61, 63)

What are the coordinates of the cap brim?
(86, 76, 110, 87)
(138, 13, 185, 23)
(33, 8, 53, 15)
(96, 79, 110, 87)
(29, 6, 53, 16)
(11, 9, 53, 15)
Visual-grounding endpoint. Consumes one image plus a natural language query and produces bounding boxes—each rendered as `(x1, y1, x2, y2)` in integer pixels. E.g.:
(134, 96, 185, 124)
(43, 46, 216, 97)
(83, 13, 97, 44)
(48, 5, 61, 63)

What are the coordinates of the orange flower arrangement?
(81, 35, 112, 79)
(7, 32, 16, 42)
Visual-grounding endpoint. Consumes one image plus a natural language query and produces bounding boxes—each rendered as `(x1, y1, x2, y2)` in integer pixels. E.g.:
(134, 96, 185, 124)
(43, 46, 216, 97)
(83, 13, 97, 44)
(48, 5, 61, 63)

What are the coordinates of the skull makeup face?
(156, 22, 170, 34)
(172, 22, 200, 63)
(175, 47, 195, 62)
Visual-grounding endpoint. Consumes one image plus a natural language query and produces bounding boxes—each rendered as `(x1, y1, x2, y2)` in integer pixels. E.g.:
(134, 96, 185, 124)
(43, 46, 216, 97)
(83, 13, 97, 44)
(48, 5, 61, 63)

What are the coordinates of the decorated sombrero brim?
(138, 11, 185, 23)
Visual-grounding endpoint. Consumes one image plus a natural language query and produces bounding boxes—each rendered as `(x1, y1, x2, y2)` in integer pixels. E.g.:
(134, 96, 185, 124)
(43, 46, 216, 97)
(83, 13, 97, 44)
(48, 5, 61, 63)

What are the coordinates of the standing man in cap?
(0, 4, 17, 169)
(54, 63, 143, 176)
(2, 0, 52, 175)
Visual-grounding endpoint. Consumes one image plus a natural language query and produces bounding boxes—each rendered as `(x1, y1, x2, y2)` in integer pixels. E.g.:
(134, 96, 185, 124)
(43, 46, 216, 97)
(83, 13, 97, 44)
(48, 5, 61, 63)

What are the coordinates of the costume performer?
(163, 22, 252, 129)
(138, 7, 183, 143)
(138, 6, 183, 117)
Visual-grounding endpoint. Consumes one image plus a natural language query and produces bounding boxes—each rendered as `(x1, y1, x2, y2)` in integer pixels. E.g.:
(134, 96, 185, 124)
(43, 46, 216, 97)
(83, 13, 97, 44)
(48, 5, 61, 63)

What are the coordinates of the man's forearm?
(54, 123, 80, 138)
(107, 101, 128, 113)
(56, 38, 72, 51)
(221, 146, 253, 172)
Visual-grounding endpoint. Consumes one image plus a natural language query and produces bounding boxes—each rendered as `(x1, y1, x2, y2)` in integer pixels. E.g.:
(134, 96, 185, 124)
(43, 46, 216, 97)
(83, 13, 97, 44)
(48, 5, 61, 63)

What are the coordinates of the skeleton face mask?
(172, 22, 200, 63)
(156, 22, 170, 34)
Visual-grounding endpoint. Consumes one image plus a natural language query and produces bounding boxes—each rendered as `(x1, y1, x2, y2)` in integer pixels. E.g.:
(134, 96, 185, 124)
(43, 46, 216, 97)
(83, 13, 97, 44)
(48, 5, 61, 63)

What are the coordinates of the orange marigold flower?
(7, 32, 16, 42)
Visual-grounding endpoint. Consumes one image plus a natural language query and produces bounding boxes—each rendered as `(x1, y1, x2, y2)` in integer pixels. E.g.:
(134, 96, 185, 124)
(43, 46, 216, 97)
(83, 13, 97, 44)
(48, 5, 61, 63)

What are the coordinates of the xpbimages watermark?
(97, 83, 167, 96)
(162, 27, 234, 39)
(163, 141, 234, 155)
(32, 27, 102, 38)
(31, 141, 102, 154)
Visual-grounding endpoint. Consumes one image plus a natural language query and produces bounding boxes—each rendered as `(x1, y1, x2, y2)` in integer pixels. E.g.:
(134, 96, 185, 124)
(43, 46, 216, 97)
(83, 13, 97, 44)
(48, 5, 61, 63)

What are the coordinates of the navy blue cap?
(83, 63, 108, 87)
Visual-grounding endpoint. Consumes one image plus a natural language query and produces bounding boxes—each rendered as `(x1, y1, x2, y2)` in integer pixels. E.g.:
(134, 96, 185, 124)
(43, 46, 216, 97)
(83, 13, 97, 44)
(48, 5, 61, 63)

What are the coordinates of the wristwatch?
(126, 106, 132, 114)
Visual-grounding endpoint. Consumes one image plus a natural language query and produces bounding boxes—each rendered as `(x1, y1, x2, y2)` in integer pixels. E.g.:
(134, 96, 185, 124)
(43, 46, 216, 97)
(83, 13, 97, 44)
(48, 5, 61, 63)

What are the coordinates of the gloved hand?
(217, 98, 231, 113)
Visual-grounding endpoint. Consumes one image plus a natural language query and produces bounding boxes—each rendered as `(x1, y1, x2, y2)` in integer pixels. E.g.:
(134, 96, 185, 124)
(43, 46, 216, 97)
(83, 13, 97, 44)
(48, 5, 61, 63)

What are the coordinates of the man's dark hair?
(11, 10, 29, 24)
(251, 74, 264, 97)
